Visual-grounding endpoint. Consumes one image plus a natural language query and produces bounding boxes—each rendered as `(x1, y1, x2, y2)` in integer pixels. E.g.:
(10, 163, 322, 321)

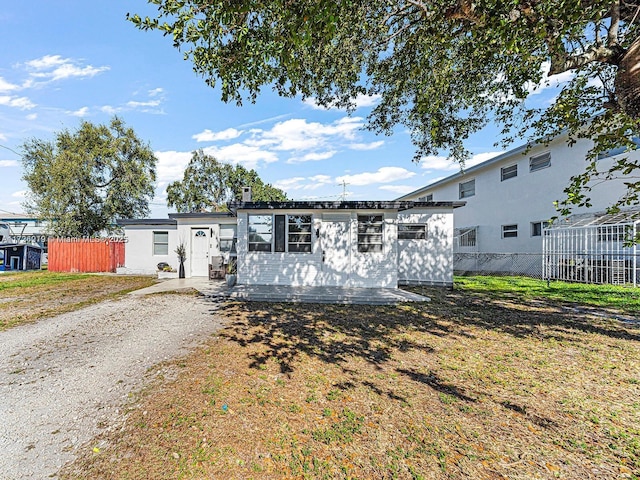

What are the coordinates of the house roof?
(117, 218, 177, 226)
(230, 200, 466, 212)
(0, 243, 43, 250)
(548, 208, 640, 228)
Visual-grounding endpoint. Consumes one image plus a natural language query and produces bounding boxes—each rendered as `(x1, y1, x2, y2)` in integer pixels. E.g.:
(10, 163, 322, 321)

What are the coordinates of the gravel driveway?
(0, 293, 224, 480)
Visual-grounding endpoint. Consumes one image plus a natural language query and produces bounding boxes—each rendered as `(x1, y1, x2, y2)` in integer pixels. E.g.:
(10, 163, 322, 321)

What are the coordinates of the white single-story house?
(117, 200, 463, 287)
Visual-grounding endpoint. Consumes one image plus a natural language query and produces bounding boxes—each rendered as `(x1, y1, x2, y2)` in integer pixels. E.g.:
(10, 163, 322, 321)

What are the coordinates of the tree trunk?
(615, 36, 640, 119)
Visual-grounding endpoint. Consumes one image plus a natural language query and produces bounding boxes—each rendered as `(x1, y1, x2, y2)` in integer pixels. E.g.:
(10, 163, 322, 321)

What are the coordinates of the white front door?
(321, 221, 351, 286)
(190, 228, 209, 277)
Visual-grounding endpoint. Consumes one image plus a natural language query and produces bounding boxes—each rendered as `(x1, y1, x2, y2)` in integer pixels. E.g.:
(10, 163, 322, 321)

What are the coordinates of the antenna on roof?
(338, 180, 349, 201)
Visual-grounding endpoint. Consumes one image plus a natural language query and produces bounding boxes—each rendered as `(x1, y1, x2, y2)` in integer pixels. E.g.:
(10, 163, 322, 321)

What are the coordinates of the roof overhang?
(229, 200, 465, 213)
(117, 218, 177, 226)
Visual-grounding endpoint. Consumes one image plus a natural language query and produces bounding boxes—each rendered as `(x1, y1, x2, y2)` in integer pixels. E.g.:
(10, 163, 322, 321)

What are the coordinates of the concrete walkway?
(130, 277, 430, 305)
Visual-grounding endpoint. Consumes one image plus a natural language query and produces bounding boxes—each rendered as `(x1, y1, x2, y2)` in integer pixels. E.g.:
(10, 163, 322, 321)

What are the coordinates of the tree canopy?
(166, 150, 287, 212)
(130, 1, 640, 214)
(21, 117, 157, 237)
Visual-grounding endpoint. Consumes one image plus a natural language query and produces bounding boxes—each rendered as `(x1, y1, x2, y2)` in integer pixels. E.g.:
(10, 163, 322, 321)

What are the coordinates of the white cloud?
(379, 185, 418, 195)
(273, 177, 307, 190)
(100, 105, 119, 115)
(12, 190, 26, 198)
(126, 99, 161, 109)
(193, 128, 243, 142)
(303, 93, 381, 110)
(203, 144, 278, 169)
(0, 95, 36, 109)
(274, 174, 335, 192)
(309, 174, 332, 184)
(148, 87, 164, 97)
(0, 133, 6, 141)
(336, 167, 415, 186)
(257, 117, 363, 151)
(349, 141, 384, 151)
(25, 55, 109, 82)
(0, 77, 19, 93)
(0, 160, 19, 167)
(69, 106, 89, 117)
(25, 113, 37, 120)
(287, 150, 337, 164)
(155, 150, 193, 185)
(526, 61, 575, 96)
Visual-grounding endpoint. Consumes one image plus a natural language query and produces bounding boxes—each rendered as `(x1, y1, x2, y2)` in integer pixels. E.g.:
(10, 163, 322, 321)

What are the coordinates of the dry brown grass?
(61, 287, 640, 479)
(0, 271, 156, 330)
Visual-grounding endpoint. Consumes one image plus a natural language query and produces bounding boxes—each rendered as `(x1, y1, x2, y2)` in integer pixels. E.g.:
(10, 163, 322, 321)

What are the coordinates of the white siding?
(397, 208, 454, 286)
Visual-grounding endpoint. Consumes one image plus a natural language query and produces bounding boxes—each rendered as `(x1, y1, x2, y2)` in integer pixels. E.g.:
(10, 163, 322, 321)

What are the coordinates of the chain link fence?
(454, 253, 544, 279)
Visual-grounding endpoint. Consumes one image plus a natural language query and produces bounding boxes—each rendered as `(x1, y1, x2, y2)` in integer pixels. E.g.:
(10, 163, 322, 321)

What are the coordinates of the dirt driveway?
(0, 293, 224, 480)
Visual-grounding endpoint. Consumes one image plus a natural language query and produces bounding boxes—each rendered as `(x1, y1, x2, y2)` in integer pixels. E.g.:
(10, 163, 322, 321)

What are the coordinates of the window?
(529, 152, 551, 172)
(421, 193, 433, 202)
(248, 214, 312, 253)
(459, 179, 475, 199)
(194, 230, 206, 237)
(597, 137, 640, 160)
(288, 215, 312, 252)
(153, 231, 169, 255)
(531, 221, 550, 237)
(219, 225, 237, 252)
(457, 227, 477, 247)
(398, 224, 427, 240)
(358, 215, 383, 252)
(248, 215, 273, 252)
(597, 225, 626, 242)
(502, 224, 518, 238)
(501, 164, 518, 181)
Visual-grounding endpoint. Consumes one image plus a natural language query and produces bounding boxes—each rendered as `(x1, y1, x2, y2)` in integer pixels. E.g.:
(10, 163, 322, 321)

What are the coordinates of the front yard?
(60, 277, 640, 479)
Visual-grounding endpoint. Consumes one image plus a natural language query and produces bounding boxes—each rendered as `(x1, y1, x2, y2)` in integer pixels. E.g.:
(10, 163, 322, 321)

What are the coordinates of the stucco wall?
(122, 225, 178, 275)
(403, 137, 634, 254)
(397, 208, 454, 286)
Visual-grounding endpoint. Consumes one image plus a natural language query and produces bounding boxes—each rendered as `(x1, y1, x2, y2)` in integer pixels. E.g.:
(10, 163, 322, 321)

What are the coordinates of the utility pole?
(338, 180, 349, 201)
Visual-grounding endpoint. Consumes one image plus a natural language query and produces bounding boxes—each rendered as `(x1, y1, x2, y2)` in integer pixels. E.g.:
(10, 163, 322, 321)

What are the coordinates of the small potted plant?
(175, 242, 187, 279)
(226, 256, 237, 287)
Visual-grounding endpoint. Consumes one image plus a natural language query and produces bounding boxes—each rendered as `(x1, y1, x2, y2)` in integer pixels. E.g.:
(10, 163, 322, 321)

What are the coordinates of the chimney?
(242, 186, 252, 202)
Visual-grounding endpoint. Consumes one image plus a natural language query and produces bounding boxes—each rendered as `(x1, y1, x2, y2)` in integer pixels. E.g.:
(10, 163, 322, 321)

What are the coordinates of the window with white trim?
(529, 152, 551, 172)
(502, 224, 518, 238)
(153, 231, 169, 255)
(398, 224, 427, 240)
(357, 215, 383, 252)
(501, 164, 517, 181)
(457, 227, 477, 247)
(459, 179, 475, 199)
(248, 215, 273, 252)
(248, 214, 312, 253)
(531, 221, 550, 237)
(425, 193, 433, 201)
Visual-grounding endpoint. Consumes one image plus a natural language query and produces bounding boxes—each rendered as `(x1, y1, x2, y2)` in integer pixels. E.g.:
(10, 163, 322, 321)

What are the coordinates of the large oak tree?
(130, 1, 640, 214)
(21, 117, 157, 237)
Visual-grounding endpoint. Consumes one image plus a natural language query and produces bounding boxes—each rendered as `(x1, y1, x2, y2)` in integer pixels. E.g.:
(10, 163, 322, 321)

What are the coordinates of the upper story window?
(357, 215, 383, 252)
(398, 224, 427, 240)
(459, 179, 475, 199)
(502, 224, 518, 238)
(153, 231, 169, 255)
(597, 137, 640, 160)
(425, 193, 433, 201)
(501, 164, 518, 181)
(529, 152, 551, 172)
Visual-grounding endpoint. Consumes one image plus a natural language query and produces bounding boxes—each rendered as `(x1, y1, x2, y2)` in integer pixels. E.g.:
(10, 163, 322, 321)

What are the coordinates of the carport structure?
(543, 209, 640, 286)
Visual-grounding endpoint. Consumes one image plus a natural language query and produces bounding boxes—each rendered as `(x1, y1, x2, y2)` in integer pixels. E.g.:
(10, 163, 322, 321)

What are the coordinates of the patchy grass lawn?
(0, 271, 156, 330)
(61, 283, 640, 479)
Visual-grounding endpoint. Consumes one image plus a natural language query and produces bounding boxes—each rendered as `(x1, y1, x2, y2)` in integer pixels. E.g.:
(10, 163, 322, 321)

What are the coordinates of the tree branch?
(608, 2, 621, 46)
(549, 44, 624, 74)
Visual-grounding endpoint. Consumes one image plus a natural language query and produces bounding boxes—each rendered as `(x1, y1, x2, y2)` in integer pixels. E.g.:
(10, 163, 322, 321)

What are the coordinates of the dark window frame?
(398, 223, 427, 240)
(501, 164, 518, 181)
(459, 179, 475, 199)
(357, 215, 384, 253)
(502, 224, 518, 238)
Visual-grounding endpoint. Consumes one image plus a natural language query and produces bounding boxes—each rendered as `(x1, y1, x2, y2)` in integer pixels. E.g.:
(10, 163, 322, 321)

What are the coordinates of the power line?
(0, 144, 21, 157)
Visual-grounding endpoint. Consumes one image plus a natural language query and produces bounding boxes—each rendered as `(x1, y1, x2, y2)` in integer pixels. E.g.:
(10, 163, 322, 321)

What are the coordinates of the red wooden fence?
(48, 238, 125, 273)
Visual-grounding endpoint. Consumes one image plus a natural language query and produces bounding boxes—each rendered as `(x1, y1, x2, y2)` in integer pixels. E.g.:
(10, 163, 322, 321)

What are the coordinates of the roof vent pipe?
(242, 186, 252, 202)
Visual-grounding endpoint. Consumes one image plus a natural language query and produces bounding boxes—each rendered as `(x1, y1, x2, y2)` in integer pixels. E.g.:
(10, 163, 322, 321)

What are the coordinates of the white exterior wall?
(397, 208, 454, 286)
(122, 225, 178, 274)
(237, 209, 398, 288)
(403, 137, 632, 254)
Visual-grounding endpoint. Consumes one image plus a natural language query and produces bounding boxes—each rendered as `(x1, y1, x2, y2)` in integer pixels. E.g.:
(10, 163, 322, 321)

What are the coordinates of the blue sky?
(0, 1, 570, 218)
